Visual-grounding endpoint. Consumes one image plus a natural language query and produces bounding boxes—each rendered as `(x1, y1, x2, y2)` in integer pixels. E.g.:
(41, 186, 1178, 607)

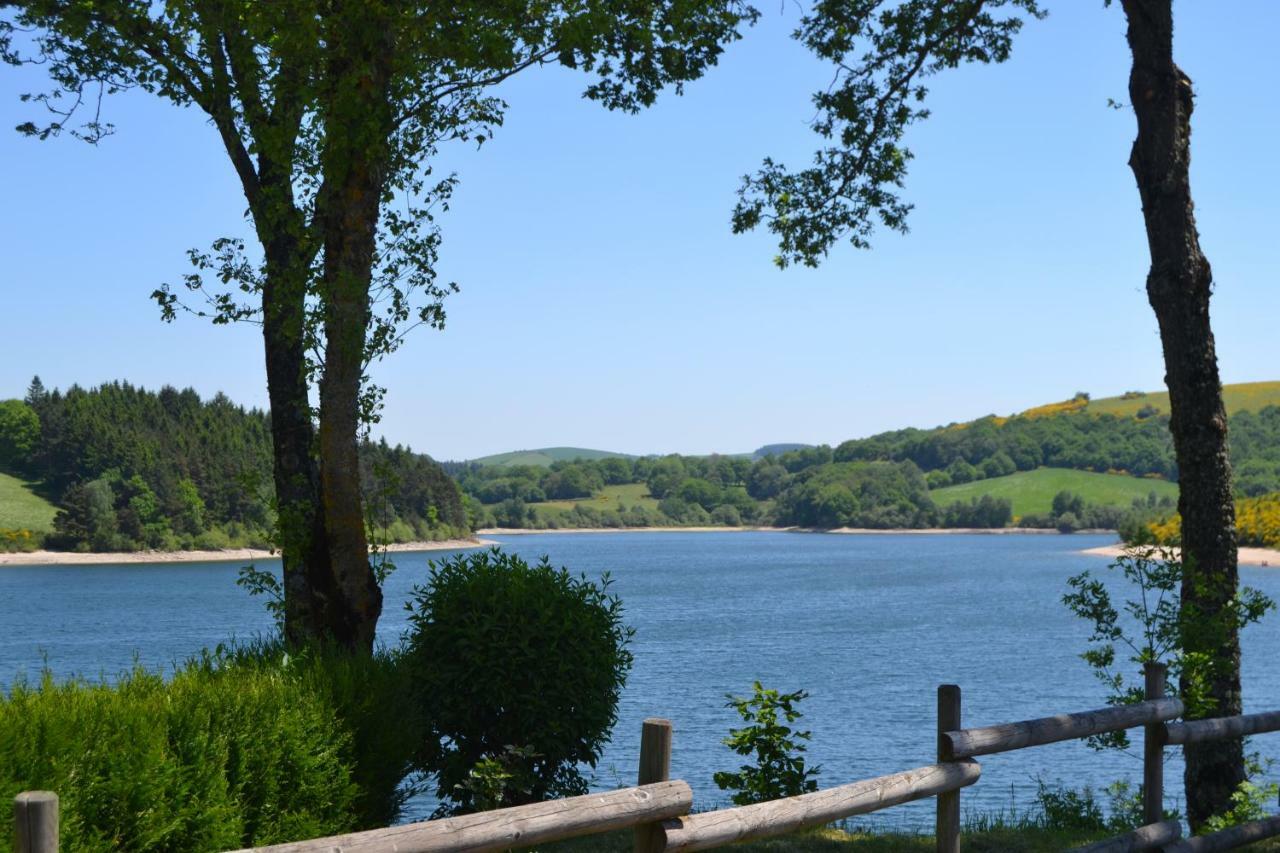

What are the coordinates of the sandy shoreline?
(477, 526, 1109, 536)
(1082, 544, 1280, 567)
(0, 538, 493, 567)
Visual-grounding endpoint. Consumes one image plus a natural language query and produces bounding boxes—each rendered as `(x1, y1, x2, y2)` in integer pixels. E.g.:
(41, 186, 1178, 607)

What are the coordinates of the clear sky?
(2, 2, 1276, 461)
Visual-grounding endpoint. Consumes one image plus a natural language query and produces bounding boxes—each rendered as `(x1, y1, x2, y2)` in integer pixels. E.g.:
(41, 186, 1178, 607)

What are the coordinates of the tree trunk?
(260, 232, 346, 649)
(1121, 0, 1242, 829)
(307, 6, 399, 654)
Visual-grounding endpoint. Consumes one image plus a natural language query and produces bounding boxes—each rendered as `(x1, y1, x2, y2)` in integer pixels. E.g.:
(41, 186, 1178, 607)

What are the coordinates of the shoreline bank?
(1081, 543, 1280, 567)
(0, 538, 493, 567)
(477, 526, 1113, 535)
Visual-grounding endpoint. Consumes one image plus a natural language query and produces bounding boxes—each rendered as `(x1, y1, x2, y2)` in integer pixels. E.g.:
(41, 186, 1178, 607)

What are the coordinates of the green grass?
(533, 483, 659, 520)
(1085, 381, 1280, 419)
(931, 467, 1178, 520)
(470, 447, 636, 468)
(0, 471, 58, 532)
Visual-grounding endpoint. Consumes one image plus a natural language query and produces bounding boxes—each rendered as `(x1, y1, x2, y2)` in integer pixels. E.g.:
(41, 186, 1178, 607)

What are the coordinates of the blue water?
(4, 531, 1279, 829)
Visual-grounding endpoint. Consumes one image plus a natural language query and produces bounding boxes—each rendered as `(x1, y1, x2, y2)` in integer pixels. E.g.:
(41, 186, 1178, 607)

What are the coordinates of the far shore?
(1082, 543, 1280, 567)
(477, 526, 1113, 536)
(0, 538, 493, 567)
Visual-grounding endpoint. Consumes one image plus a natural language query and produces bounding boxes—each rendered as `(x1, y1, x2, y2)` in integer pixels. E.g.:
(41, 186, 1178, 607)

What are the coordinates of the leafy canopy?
(2, 0, 757, 416)
(730, 0, 1044, 267)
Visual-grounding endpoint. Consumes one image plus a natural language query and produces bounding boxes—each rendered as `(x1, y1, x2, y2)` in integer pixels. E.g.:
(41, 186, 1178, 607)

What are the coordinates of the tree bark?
(307, 5, 399, 653)
(1121, 0, 1242, 830)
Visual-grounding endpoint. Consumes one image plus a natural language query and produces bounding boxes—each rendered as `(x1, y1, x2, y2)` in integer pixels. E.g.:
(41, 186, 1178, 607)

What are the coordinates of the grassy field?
(532, 483, 659, 521)
(471, 446, 635, 468)
(0, 471, 58, 532)
(931, 467, 1178, 519)
(1084, 380, 1280, 418)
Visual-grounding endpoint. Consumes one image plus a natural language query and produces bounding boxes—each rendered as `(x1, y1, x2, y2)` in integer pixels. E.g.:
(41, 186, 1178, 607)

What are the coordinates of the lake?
(4, 531, 1279, 829)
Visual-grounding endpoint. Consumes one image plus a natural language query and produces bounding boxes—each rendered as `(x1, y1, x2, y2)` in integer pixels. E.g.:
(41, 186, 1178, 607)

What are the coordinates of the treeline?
(830, 403, 1280, 497)
(0, 378, 465, 551)
(451, 411, 1213, 531)
(454, 454, 985, 530)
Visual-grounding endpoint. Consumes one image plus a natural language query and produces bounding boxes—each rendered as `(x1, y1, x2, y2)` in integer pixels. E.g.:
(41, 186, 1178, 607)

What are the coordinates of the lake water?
(4, 531, 1280, 829)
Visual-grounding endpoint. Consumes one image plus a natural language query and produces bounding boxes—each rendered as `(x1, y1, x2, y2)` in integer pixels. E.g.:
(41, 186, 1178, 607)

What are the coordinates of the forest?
(0, 378, 466, 551)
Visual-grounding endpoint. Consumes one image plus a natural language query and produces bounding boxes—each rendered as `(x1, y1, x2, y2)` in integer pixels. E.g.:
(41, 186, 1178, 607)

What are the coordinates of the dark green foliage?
(0, 399, 40, 473)
(0, 658, 361, 851)
(773, 461, 936, 529)
(222, 642, 424, 829)
(403, 549, 633, 814)
(360, 439, 469, 538)
(14, 379, 466, 551)
(941, 496, 1012, 529)
(714, 682, 820, 806)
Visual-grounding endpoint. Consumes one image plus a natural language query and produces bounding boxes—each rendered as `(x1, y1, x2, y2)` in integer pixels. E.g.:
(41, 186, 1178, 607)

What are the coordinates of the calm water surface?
(4, 531, 1279, 828)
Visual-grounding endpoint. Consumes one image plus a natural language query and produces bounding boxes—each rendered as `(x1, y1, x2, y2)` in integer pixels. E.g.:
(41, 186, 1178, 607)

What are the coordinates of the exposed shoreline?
(1081, 544, 1280, 567)
(477, 526, 1112, 536)
(0, 538, 494, 567)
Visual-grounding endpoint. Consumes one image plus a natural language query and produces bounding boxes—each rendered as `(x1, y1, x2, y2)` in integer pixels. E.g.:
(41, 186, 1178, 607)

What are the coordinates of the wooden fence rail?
(660, 760, 980, 852)
(15, 661, 1280, 853)
(225, 781, 692, 853)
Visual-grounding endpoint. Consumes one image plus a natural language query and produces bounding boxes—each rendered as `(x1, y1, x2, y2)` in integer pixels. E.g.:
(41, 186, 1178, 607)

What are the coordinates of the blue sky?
(2, 2, 1277, 460)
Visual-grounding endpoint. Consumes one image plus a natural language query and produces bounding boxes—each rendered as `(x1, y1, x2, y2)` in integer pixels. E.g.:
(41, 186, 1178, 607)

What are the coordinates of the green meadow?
(532, 483, 660, 522)
(931, 467, 1178, 520)
(0, 471, 58, 532)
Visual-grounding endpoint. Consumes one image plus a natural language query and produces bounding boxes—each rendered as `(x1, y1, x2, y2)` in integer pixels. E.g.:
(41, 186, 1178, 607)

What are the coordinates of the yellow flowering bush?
(1144, 492, 1280, 549)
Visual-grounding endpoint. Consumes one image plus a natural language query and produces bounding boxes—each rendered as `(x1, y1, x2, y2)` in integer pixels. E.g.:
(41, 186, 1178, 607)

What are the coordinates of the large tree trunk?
(1121, 0, 1242, 829)
(305, 5, 398, 654)
(260, 231, 347, 649)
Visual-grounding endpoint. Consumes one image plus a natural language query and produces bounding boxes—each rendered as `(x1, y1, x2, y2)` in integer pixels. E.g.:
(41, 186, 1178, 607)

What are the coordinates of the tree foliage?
(402, 549, 633, 814)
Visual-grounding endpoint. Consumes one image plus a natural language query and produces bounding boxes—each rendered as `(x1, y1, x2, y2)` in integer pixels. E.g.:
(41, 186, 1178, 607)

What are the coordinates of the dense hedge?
(0, 645, 425, 852)
(0, 661, 357, 851)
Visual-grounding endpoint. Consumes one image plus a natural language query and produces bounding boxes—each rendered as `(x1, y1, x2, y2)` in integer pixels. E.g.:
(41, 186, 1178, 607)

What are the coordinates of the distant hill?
(470, 447, 636, 468)
(753, 443, 813, 459)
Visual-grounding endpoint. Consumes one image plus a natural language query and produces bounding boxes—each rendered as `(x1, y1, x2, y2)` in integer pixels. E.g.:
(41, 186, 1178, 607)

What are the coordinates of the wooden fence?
(14, 662, 1280, 853)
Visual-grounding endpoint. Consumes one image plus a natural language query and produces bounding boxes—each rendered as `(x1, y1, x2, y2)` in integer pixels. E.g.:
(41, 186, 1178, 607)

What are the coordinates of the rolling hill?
(1082, 381, 1280, 419)
(469, 447, 636, 468)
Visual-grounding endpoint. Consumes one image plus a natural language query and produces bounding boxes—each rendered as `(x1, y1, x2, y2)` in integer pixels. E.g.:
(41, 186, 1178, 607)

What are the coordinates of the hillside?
(932, 468, 1179, 519)
(470, 447, 636, 468)
(1, 380, 467, 552)
(1084, 381, 1280, 419)
(0, 472, 58, 533)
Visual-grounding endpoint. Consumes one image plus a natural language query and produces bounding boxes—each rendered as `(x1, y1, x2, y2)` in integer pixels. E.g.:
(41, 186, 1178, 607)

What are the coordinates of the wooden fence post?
(14, 791, 58, 853)
(937, 685, 961, 853)
(634, 717, 673, 853)
(1144, 661, 1167, 825)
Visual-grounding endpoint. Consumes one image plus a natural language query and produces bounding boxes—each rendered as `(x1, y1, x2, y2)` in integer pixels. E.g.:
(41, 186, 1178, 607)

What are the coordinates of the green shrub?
(0, 659, 360, 851)
(403, 548, 633, 814)
(224, 642, 423, 828)
(714, 682, 820, 806)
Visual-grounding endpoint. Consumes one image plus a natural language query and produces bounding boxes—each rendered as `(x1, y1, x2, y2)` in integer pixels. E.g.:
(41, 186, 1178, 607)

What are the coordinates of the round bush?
(404, 548, 633, 813)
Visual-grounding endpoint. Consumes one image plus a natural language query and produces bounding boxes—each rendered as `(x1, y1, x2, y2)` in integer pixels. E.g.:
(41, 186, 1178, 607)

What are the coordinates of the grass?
(533, 483, 660, 520)
(931, 467, 1178, 519)
(470, 447, 636, 468)
(0, 471, 58, 532)
(1085, 381, 1280, 418)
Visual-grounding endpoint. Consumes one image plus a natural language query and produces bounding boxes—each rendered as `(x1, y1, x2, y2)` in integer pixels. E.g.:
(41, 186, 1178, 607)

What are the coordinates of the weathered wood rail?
(15, 664, 1280, 853)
